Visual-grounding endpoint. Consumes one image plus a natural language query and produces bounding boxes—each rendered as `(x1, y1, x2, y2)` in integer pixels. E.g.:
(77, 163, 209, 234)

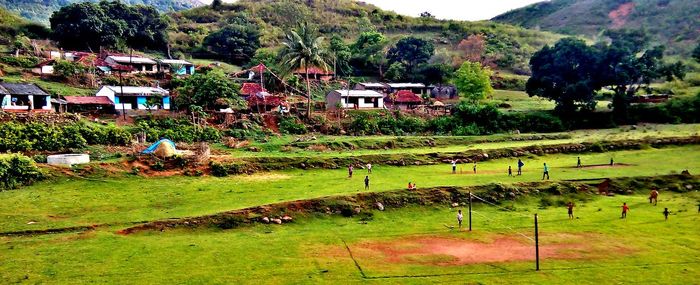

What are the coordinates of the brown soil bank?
(117, 174, 699, 235)
(214, 136, 700, 175)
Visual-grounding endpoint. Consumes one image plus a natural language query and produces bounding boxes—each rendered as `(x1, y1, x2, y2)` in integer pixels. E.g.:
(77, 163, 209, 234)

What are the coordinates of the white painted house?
(326, 90, 384, 110)
(105, 56, 158, 73)
(0, 83, 52, 111)
(95, 86, 170, 111)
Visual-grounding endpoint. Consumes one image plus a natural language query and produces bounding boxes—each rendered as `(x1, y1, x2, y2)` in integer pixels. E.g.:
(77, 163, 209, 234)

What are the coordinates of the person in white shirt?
(366, 163, 372, 174)
(457, 209, 463, 228)
(451, 160, 457, 174)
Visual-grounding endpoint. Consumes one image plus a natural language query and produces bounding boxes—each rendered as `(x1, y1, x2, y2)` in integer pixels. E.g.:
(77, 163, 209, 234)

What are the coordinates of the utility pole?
(534, 213, 540, 271)
(468, 191, 472, 232)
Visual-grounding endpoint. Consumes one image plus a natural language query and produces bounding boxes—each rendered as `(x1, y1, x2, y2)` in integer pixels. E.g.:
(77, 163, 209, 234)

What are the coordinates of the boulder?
(271, 218, 282, 225)
(262, 217, 270, 224)
(375, 202, 385, 211)
(281, 215, 293, 222)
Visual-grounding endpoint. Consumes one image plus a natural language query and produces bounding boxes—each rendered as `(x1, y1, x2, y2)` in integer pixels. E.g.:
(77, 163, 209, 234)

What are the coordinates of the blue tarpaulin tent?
(142, 139, 176, 154)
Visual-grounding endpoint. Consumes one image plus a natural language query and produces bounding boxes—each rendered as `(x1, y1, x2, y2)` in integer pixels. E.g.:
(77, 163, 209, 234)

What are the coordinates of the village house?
(95, 86, 170, 111)
(0, 82, 53, 112)
(386, 83, 429, 96)
(62, 96, 115, 114)
(294, 66, 334, 81)
(390, 90, 423, 110)
(32, 59, 56, 76)
(354, 82, 389, 94)
(326, 89, 384, 110)
(105, 55, 158, 74)
(158, 59, 195, 75)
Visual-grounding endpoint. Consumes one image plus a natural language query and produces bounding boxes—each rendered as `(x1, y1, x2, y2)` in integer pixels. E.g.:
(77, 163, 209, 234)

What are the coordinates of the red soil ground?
(609, 2, 636, 28)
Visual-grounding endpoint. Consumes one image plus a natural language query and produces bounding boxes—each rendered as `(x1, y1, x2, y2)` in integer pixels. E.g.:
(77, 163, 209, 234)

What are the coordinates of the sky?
(199, 0, 546, 21)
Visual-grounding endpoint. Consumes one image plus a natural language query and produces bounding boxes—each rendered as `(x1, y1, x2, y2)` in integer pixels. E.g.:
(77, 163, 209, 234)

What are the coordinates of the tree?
(387, 37, 434, 73)
(455, 34, 492, 67)
(203, 24, 260, 65)
(350, 31, 388, 77)
(279, 23, 330, 117)
(693, 42, 700, 62)
(145, 95, 163, 112)
(329, 35, 353, 76)
(211, 0, 223, 9)
(526, 38, 601, 113)
(597, 30, 685, 121)
(175, 70, 244, 111)
(385, 62, 406, 82)
(415, 63, 453, 85)
(453, 61, 493, 104)
(50, 1, 169, 51)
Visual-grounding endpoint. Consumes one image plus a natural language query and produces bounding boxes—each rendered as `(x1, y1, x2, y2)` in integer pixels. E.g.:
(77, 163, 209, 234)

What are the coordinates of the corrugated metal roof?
(103, 86, 169, 96)
(64, 96, 114, 105)
(387, 83, 426, 88)
(159, 59, 193, 65)
(106, 56, 157, 64)
(0, 83, 50, 96)
(359, 83, 387, 88)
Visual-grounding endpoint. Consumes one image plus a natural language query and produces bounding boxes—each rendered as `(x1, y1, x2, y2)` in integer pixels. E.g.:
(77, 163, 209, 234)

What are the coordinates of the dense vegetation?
(0, 153, 42, 190)
(50, 1, 169, 51)
(0, 122, 131, 152)
(0, 0, 202, 24)
(0, 7, 49, 46)
(492, 0, 700, 56)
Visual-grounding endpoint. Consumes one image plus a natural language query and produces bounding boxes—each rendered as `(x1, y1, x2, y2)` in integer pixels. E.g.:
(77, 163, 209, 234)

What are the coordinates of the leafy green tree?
(279, 23, 329, 117)
(145, 95, 163, 112)
(211, 0, 223, 9)
(175, 70, 244, 111)
(50, 1, 168, 51)
(415, 63, 453, 85)
(387, 37, 434, 73)
(597, 30, 685, 121)
(329, 35, 353, 76)
(453, 61, 493, 104)
(385, 62, 406, 82)
(526, 38, 601, 112)
(53, 60, 86, 79)
(692, 42, 700, 62)
(203, 24, 260, 65)
(350, 31, 388, 77)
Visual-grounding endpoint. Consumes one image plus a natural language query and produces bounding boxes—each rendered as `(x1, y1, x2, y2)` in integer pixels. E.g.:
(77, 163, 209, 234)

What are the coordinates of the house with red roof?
(63, 96, 115, 113)
(294, 66, 333, 81)
(390, 90, 423, 110)
(239, 83, 266, 98)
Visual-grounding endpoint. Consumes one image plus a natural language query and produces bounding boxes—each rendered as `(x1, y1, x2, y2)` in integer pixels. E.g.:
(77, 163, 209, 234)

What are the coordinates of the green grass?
(1, 191, 698, 283)
(2, 145, 700, 233)
(189, 58, 242, 74)
(489, 89, 611, 112)
(218, 123, 700, 158)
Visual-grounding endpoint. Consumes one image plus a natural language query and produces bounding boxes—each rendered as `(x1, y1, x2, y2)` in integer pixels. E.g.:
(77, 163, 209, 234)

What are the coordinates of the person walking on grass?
(517, 159, 524, 175)
(457, 209, 463, 229)
(649, 188, 659, 206)
(663, 208, 670, 221)
(610, 158, 614, 166)
(366, 163, 372, 174)
(508, 165, 513, 177)
(567, 202, 575, 220)
(542, 163, 550, 180)
(473, 162, 477, 174)
(577, 157, 582, 168)
(451, 160, 457, 174)
(348, 165, 353, 178)
(364, 175, 370, 190)
(621, 202, 630, 219)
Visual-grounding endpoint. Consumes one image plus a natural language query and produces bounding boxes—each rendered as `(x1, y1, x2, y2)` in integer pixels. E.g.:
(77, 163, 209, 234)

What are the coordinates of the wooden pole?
(468, 191, 472, 231)
(534, 213, 540, 271)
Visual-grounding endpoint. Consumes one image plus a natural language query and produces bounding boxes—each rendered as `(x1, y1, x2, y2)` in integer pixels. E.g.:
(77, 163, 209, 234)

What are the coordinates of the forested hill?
(0, 0, 203, 24)
(492, 0, 700, 56)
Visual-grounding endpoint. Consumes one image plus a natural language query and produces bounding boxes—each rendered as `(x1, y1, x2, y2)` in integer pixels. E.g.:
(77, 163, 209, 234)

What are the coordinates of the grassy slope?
(2, 145, 699, 232)
(492, 0, 700, 56)
(218, 123, 700, 158)
(0, 75, 95, 96)
(1, 192, 698, 283)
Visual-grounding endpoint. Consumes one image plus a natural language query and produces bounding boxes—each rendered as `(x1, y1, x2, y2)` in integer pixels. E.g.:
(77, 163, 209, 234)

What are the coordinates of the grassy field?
(217, 123, 700, 158)
(1, 191, 698, 283)
(489, 90, 611, 112)
(2, 145, 699, 233)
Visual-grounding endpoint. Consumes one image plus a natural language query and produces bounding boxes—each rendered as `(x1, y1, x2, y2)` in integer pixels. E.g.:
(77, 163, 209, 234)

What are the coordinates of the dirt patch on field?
(348, 234, 627, 266)
(609, 2, 635, 28)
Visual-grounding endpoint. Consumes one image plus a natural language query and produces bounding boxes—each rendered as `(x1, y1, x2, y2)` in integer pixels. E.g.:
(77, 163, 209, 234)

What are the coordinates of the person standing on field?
(577, 157, 582, 168)
(473, 162, 477, 174)
(451, 160, 457, 174)
(457, 209, 463, 229)
(366, 163, 372, 174)
(348, 165, 353, 178)
(663, 208, 670, 221)
(517, 159, 524, 175)
(542, 163, 550, 180)
(621, 202, 630, 219)
(364, 175, 370, 190)
(567, 202, 574, 220)
(508, 165, 513, 177)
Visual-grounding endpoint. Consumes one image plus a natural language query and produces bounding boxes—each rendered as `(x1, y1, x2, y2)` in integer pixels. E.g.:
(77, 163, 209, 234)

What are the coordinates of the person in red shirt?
(567, 202, 575, 220)
(621, 202, 630, 219)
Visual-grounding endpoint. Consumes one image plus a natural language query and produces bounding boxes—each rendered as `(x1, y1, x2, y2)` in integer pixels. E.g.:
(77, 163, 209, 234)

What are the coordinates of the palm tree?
(279, 23, 329, 118)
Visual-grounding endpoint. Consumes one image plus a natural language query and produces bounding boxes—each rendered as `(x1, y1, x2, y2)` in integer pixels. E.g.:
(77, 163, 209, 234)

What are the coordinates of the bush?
(0, 56, 41, 68)
(132, 117, 221, 143)
(278, 116, 307, 135)
(0, 154, 43, 190)
(0, 122, 131, 152)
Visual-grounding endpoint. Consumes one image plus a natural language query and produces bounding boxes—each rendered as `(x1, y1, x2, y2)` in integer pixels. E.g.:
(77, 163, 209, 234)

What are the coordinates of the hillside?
(0, 6, 48, 48)
(169, 0, 564, 73)
(492, 0, 700, 55)
(0, 0, 204, 24)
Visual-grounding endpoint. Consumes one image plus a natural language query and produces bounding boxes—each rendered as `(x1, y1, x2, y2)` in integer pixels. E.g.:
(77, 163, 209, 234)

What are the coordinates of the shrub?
(0, 56, 41, 68)
(0, 122, 131, 152)
(278, 116, 308, 135)
(0, 154, 43, 190)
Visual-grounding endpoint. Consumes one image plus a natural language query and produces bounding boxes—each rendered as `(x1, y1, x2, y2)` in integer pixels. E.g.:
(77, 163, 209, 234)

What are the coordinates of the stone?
(451, 202, 459, 207)
(262, 217, 270, 223)
(271, 218, 282, 224)
(375, 202, 385, 211)
(282, 215, 293, 222)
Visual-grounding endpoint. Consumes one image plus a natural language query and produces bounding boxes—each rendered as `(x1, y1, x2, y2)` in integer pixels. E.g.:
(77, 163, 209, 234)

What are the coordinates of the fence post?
(535, 213, 540, 271)
(468, 191, 472, 231)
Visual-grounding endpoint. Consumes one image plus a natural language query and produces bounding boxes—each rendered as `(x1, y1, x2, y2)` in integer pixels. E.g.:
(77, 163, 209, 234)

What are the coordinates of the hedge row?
(0, 122, 131, 152)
